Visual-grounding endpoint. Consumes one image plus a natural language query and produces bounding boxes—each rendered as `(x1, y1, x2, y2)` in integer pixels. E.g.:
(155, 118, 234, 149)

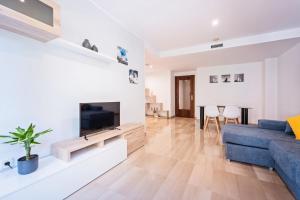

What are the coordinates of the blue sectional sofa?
(222, 120, 299, 199)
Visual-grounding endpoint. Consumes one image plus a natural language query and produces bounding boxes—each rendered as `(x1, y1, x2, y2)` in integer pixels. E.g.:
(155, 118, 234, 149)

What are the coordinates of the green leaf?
(21, 138, 31, 143)
(4, 140, 18, 144)
(9, 132, 24, 139)
(16, 127, 25, 134)
(32, 141, 41, 145)
(34, 129, 53, 138)
(0, 135, 11, 138)
(25, 124, 34, 139)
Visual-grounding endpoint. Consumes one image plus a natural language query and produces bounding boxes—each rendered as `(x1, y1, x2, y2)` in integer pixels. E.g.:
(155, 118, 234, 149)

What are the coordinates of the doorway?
(175, 75, 195, 118)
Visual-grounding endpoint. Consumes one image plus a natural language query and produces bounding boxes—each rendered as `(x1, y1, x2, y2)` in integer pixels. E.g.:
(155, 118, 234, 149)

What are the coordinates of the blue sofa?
(222, 120, 299, 199)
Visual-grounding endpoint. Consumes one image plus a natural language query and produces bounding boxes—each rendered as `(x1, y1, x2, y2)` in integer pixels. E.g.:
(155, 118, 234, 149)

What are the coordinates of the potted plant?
(0, 124, 52, 175)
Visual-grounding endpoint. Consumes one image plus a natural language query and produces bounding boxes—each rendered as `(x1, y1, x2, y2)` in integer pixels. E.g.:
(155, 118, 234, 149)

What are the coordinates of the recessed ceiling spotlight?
(19, 0, 25, 2)
(211, 19, 219, 27)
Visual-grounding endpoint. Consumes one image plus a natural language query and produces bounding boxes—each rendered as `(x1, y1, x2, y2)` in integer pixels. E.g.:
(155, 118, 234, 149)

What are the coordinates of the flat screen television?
(80, 102, 120, 137)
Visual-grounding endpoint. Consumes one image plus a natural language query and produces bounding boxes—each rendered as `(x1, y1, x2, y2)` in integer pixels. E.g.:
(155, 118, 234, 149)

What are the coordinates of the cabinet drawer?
(124, 127, 145, 154)
(125, 128, 144, 140)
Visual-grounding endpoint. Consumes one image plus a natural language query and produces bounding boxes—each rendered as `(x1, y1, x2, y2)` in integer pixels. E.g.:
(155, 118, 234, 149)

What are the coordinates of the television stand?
(51, 123, 144, 162)
(84, 135, 88, 141)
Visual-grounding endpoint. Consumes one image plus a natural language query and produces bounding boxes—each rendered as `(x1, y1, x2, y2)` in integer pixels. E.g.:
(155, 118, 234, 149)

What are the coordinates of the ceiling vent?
(211, 43, 224, 49)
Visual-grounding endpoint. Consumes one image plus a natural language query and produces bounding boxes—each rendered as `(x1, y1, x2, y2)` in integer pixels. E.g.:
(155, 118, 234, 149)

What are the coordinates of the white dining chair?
(204, 105, 221, 135)
(223, 105, 240, 124)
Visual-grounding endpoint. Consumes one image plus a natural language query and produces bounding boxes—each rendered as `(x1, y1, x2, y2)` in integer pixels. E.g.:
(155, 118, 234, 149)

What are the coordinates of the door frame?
(175, 75, 195, 118)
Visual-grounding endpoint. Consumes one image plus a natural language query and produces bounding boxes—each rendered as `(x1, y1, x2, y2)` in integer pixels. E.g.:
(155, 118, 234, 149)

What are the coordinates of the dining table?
(197, 105, 252, 129)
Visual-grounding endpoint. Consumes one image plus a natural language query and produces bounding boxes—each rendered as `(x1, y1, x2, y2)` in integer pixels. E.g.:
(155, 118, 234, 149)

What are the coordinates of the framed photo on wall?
(129, 69, 138, 84)
(221, 74, 231, 83)
(234, 73, 244, 82)
(209, 75, 218, 83)
(117, 46, 128, 65)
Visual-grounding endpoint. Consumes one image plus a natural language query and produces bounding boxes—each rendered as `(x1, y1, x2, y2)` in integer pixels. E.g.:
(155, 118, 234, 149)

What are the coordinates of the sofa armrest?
(258, 119, 287, 132)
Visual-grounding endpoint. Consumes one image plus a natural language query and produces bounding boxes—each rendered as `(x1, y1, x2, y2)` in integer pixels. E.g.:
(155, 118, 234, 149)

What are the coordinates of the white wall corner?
(277, 42, 300, 120)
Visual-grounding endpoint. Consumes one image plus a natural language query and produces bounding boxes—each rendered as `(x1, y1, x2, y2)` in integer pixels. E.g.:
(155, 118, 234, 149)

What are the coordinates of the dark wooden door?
(175, 75, 195, 118)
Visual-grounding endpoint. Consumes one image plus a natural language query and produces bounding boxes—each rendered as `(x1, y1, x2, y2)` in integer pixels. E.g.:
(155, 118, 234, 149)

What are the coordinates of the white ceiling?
(145, 38, 300, 71)
(91, 0, 300, 70)
(93, 0, 300, 50)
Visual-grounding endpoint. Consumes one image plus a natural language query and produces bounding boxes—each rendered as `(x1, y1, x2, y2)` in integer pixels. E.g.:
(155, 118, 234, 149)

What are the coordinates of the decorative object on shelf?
(82, 39, 99, 53)
(234, 73, 244, 82)
(117, 46, 128, 65)
(91, 45, 98, 52)
(82, 39, 92, 50)
(0, 124, 52, 175)
(129, 69, 138, 84)
(209, 75, 218, 83)
(221, 74, 231, 83)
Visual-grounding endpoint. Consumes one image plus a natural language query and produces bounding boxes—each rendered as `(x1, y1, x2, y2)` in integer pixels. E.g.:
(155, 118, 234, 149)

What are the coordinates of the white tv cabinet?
(52, 123, 145, 162)
(0, 123, 145, 200)
(0, 138, 126, 200)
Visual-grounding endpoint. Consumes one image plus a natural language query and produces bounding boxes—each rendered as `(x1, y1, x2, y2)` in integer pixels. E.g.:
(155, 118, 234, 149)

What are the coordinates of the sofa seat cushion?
(222, 125, 294, 149)
(270, 140, 300, 186)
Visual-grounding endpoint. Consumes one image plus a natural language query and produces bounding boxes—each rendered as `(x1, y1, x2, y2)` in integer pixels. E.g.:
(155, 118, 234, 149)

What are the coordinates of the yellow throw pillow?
(288, 115, 300, 140)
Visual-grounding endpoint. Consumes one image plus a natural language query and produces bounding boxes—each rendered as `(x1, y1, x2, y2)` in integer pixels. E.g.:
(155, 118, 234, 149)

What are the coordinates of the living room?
(0, 0, 300, 200)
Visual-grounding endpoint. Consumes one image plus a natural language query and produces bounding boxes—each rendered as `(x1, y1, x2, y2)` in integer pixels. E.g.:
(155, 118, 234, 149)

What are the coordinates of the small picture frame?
(221, 74, 231, 83)
(129, 69, 138, 84)
(117, 46, 128, 65)
(234, 73, 244, 82)
(209, 75, 218, 83)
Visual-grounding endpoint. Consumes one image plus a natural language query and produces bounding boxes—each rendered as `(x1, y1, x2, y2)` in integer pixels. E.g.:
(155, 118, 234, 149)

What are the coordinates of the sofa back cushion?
(285, 123, 295, 136)
(258, 119, 287, 132)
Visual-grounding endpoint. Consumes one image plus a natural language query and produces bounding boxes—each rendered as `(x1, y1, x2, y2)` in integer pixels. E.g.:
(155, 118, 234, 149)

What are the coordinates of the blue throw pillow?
(285, 122, 294, 135)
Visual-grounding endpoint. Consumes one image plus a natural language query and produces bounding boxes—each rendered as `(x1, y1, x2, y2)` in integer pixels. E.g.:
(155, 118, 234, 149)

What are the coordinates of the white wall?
(278, 43, 300, 120)
(0, 0, 144, 164)
(147, 66, 266, 123)
(145, 41, 300, 123)
(263, 58, 278, 119)
(196, 62, 264, 123)
(145, 70, 172, 112)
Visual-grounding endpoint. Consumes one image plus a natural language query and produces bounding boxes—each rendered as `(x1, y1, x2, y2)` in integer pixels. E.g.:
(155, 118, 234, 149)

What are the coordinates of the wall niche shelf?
(48, 38, 117, 64)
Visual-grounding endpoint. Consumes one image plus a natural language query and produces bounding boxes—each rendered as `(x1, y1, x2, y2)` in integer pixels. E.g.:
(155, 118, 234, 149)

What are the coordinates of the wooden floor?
(67, 117, 294, 200)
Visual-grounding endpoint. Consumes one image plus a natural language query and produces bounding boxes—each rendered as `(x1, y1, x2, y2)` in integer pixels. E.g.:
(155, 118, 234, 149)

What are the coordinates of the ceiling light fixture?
(19, 0, 25, 2)
(211, 19, 219, 27)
